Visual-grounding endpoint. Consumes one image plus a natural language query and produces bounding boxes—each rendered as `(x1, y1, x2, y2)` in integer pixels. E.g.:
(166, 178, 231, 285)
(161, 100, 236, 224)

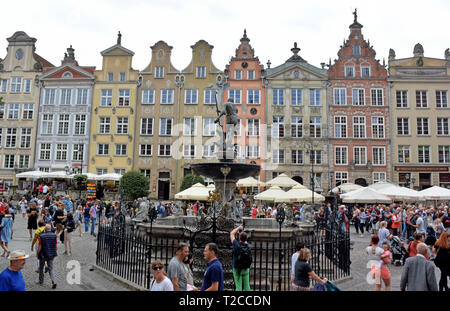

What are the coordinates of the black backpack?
(235, 244, 252, 270)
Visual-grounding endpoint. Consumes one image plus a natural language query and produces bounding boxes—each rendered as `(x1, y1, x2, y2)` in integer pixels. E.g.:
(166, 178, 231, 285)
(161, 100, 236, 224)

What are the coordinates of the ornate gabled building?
(35, 46, 95, 175)
(87, 32, 139, 177)
(0, 31, 54, 189)
(265, 43, 330, 193)
(224, 30, 266, 184)
(328, 11, 390, 187)
(134, 40, 181, 200)
(388, 44, 450, 189)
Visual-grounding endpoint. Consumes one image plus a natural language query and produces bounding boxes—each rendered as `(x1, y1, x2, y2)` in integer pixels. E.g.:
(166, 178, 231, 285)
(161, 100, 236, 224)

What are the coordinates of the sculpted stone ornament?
(134, 198, 150, 221)
(445, 48, 450, 60)
(302, 204, 315, 224)
(413, 43, 424, 57)
(214, 98, 239, 161)
(388, 49, 396, 61)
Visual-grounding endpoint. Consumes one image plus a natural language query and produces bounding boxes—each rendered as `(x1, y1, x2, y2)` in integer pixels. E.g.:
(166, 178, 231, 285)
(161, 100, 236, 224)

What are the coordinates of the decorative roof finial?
(291, 42, 300, 55)
(243, 29, 247, 39)
(67, 45, 75, 60)
(267, 59, 271, 69)
(353, 8, 358, 23)
(117, 31, 122, 45)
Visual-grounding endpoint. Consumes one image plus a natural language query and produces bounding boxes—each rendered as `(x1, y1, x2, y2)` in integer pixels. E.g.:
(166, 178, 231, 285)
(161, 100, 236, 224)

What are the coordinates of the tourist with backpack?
(230, 225, 251, 291)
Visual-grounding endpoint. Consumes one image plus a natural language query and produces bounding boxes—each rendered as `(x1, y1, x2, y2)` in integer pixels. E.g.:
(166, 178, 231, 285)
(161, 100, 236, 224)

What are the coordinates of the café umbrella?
(254, 186, 288, 202)
(341, 187, 393, 204)
(331, 183, 363, 194)
(275, 185, 325, 203)
(265, 173, 300, 188)
(174, 183, 212, 201)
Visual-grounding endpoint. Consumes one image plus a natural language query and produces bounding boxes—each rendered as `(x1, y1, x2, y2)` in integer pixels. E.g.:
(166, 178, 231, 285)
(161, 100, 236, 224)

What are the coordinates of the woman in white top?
(365, 235, 385, 291)
(19, 197, 28, 218)
(150, 261, 174, 291)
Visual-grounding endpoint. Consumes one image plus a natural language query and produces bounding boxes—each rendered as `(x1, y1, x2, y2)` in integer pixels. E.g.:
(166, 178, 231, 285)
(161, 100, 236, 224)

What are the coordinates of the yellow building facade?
(88, 34, 139, 176)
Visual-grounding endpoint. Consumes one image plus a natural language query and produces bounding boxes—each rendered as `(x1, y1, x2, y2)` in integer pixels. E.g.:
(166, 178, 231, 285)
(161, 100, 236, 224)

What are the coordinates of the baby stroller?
(390, 236, 408, 266)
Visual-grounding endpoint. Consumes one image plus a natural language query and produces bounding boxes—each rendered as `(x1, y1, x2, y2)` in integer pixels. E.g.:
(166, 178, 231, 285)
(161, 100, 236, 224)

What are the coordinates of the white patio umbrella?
(174, 183, 212, 201)
(377, 185, 424, 201)
(206, 184, 215, 191)
(68, 173, 101, 180)
(254, 186, 288, 202)
(265, 173, 300, 188)
(96, 173, 122, 181)
(43, 171, 72, 179)
(236, 177, 266, 187)
(16, 170, 46, 179)
(419, 186, 450, 200)
(341, 187, 392, 204)
(331, 183, 363, 194)
(275, 185, 325, 203)
(367, 181, 398, 191)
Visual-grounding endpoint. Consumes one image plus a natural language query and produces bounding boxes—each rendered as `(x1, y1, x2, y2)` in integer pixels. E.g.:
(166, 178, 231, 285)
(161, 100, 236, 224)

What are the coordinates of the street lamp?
(305, 148, 315, 208)
(276, 204, 286, 291)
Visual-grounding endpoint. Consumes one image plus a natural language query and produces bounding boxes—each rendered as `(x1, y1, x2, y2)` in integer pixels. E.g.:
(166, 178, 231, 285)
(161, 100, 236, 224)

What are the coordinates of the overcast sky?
(2, 0, 449, 71)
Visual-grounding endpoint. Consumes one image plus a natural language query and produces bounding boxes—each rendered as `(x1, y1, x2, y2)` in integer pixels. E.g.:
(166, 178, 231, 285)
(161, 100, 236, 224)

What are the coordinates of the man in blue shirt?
(201, 243, 224, 291)
(0, 250, 29, 291)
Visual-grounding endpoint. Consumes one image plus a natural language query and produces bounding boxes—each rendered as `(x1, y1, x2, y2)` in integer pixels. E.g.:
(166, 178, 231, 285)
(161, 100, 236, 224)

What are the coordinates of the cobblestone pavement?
(0, 214, 130, 291)
(338, 226, 441, 291)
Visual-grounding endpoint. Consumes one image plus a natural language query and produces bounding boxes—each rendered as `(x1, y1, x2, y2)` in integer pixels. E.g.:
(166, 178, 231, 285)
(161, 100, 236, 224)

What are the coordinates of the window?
(438, 146, 450, 164)
(57, 114, 70, 135)
(291, 116, 303, 138)
(372, 147, 386, 165)
(310, 117, 321, 138)
(115, 168, 126, 175)
(234, 145, 245, 159)
(115, 144, 127, 156)
(247, 70, 255, 80)
(183, 144, 195, 157)
(44, 89, 56, 105)
(0, 103, 4, 119)
(247, 119, 260, 137)
(417, 118, 429, 136)
(183, 118, 196, 136)
(203, 118, 216, 136)
(161, 89, 174, 104)
(418, 146, 430, 163)
(246, 145, 260, 158)
(107, 72, 114, 82)
(416, 91, 428, 108)
(345, 66, 354, 77)
(233, 119, 242, 137)
(352, 89, 365, 106)
(334, 116, 347, 138)
(310, 150, 322, 165)
(155, 67, 164, 78)
(272, 116, 284, 138)
(353, 116, 366, 138)
(140, 169, 151, 180)
(41, 114, 53, 135)
(61, 89, 72, 105)
(139, 144, 152, 156)
(437, 118, 449, 135)
(204, 89, 215, 105)
(202, 145, 215, 158)
(334, 88, 346, 105)
(73, 144, 84, 161)
(196, 66, 206, 78)
(335, 146, 348, 165)
(142, 89, 155, 105)
(22, 104, 33, 120)
(7, 103, 19, 119)
(272, 150, 285, 164)
(18, 155, 29, 169)
(101, 89, 112, 106)
(335, 172, 349, 186)
(5, 128, 17, 148)
(10, 77, 22, 93)
(234, 70, 242, 80)
(20, 128, 32, 149)
(97, 144, 109, 156)
(140, 118, 153, 135)
(309, 89, 321, 106)
(24, 79, 32, 93)
(160, 118, 173, 136)
(99, 117, 111, 134)
(228, 89, 242, 104)
(373, 172, 386, 183)
(0, 128, 2, 147)
(361, 66, 370, 77)
(371, 89, 383, 106)
(116, 117, 129, 134)
(372, 117, 385, 138)
(436, 91, 448, 108)
(56, 144, 68, 161)
(292, 150, 303, 165)
(247, 89, 260, 104)
(273, 89, 284, 106)
(354, 147, 367, 165)
(291, 89, 303, 106)
(398, 145, 411, 163)
(118, 89, 130, 106)
(119, 72, 126, 82)
(185, 89, 198, 104)
(1, 79, 7, 93)
(40, 143, 51, 160)
(77, 89, 89, 105)
(97, 168, 108, 175)
(3, 155, 15, 169)
(159, 145, 171, 156)
(396, 91, 408, 108)
(353, 45, 361, 56)
(397, 118, 409, 136)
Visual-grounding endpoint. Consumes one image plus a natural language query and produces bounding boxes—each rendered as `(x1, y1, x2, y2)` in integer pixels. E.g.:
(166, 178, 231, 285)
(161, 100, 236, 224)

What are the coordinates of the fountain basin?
(191, 163, 260, 180)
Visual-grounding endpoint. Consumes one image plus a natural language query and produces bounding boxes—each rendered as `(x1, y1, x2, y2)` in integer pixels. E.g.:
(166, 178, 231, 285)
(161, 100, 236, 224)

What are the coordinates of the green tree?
(119, 171, 149, 200)
(72, 174, 87, 190)
(180, 174, 205, 192)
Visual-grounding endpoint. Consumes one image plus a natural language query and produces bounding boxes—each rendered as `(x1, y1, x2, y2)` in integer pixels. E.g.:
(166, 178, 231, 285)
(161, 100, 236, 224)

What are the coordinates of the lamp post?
(305, 146, 315, 208)
(276, 204, 286, 291)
